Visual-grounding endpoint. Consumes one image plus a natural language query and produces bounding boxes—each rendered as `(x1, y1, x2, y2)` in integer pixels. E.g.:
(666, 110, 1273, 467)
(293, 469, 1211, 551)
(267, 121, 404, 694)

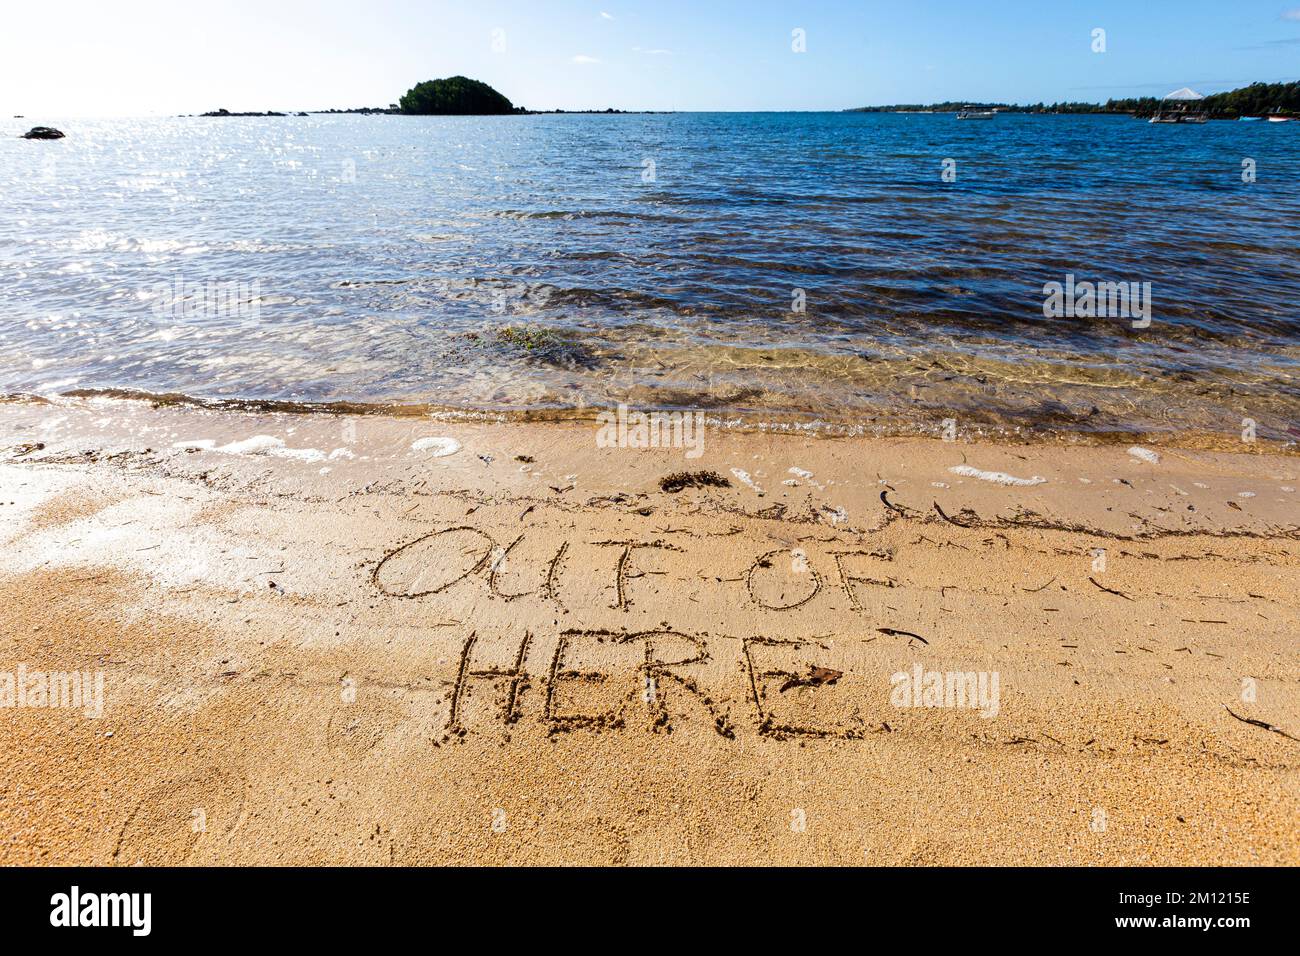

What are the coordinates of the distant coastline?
(172, 77, 1299, 120)
(849, 80, 1299, 119)
(184, 106, 671, 117)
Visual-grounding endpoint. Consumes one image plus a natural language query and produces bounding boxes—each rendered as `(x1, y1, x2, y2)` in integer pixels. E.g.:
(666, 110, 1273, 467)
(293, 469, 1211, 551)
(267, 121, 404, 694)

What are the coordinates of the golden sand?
(0, 399, 1296, 865)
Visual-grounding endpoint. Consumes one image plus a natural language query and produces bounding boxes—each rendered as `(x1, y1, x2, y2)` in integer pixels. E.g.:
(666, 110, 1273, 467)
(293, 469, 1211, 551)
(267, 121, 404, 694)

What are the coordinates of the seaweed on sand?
(659, 471, 732, 494)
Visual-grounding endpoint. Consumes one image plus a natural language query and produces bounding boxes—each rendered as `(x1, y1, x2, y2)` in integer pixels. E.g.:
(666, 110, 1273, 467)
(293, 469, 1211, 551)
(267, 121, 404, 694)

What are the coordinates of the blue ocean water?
(2, 112, 1297, 441)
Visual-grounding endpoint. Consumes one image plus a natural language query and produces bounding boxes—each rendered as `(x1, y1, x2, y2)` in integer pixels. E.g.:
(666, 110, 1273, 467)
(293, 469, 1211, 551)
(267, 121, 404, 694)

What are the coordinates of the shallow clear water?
(2, 112, 1298, 442)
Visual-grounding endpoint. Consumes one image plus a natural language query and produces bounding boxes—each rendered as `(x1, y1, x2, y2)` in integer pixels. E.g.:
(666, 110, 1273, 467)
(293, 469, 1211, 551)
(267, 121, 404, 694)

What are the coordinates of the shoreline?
(5, 393, 1297, 455)
(1, 398, 1296, 865)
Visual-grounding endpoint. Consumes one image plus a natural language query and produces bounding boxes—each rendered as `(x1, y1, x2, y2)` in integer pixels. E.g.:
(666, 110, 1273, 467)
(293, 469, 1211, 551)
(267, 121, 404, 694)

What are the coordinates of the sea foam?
(949, 465, 1047, 487)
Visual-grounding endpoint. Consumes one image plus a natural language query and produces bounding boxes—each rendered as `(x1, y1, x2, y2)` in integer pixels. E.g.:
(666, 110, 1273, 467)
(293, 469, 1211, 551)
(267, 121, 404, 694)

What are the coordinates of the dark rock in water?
(315, 106, 400, 114)
(200, 108, 288, 117)
(22, 126, 65, 139)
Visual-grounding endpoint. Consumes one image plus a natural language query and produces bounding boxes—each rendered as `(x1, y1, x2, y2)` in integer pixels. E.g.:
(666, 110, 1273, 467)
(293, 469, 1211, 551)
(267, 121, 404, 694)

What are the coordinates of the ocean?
(3, 112, 1298, 444)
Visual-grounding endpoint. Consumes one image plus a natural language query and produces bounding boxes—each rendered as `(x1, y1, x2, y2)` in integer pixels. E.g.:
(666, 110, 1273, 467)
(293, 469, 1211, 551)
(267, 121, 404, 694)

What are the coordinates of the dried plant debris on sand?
(659, 470, 733, 493)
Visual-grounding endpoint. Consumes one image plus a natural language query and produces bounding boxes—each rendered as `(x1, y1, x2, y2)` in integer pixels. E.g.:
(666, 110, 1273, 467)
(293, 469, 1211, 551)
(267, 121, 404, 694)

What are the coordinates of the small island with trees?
(393, 75, 649, 115)
(398, 76, 518, 115)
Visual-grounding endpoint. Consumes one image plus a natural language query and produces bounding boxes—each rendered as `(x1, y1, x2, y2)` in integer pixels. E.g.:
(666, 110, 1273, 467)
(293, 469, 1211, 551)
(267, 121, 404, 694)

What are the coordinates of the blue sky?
(3, 0, 1299, 115)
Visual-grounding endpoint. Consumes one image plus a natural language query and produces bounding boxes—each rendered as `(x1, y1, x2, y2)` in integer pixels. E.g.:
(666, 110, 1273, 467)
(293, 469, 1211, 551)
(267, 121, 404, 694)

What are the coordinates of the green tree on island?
(399, 76, 515, 115)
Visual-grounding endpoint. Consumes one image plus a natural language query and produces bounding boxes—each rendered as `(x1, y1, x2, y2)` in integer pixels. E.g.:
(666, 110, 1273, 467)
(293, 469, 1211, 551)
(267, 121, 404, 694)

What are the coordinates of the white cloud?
(1283, 8, 1300, 20)
(571, 54, 601, 65)
(600, 11, 614, 19)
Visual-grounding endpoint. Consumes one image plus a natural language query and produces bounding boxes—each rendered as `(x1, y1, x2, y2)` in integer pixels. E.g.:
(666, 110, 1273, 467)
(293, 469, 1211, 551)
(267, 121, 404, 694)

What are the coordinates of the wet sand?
(0, 397, 1296, 865)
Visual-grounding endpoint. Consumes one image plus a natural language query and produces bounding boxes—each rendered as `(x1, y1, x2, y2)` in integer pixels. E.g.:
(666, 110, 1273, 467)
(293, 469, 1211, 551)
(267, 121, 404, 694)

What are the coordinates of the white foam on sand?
(1128, 446, 1161, 464)
(0, 464, 83, 547)
(0, 490, 277, 593)
(272, 447, 328, 463)
(216, 435, 327, 463)
(788, 466, 825, 490)
(170, 435, 331, 463)
(731, 468, 764, 494)
(949, 465, 1047, 487)
(411, 437, 461, 458)
(220, 435, 285, 456)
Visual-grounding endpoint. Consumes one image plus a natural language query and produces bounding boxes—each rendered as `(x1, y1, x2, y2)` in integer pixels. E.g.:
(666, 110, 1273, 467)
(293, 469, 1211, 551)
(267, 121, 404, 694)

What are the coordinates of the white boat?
(956, 106, 996, 121)
(1268, 116, 1291, 123)
(1149, 87, 1208, 124)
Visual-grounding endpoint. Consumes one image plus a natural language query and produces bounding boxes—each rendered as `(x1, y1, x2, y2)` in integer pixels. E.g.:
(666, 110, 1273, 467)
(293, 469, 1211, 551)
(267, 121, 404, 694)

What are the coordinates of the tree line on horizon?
(849, 81, 1300, 118)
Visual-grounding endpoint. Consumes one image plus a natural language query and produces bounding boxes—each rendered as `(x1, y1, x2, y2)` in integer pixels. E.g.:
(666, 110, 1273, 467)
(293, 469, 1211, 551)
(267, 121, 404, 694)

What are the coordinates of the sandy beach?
(0, 396, 1294, 866)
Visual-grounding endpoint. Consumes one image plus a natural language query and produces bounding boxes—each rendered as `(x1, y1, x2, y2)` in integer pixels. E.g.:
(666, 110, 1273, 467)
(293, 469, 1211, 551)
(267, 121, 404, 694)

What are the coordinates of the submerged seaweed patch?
(492, 325, 601, 369)
(496, 325, 560, 350)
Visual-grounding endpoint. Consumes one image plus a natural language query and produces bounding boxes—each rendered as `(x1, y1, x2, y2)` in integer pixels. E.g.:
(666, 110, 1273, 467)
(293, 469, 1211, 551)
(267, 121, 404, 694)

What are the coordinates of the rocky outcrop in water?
(21, 126, 64, 139)
(201, 109, 288, 117)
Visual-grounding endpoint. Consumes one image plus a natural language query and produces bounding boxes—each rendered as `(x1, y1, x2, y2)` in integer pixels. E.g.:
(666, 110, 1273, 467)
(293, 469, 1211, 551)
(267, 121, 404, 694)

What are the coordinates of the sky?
(3, 0, 1299, 116)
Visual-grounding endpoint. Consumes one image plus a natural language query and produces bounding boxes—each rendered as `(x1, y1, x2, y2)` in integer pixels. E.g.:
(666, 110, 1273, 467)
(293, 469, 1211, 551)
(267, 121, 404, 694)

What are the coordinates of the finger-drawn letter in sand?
(742, 637, 868, 740)
(545, 629, 734, 738)
(374, 526, 495, 598)
(594, 540, 680, 611)
(446, 631, 534, 738)
(831, 549, 896, 612)
(746, 549, 822, 610)
(488, 535, 568, 602)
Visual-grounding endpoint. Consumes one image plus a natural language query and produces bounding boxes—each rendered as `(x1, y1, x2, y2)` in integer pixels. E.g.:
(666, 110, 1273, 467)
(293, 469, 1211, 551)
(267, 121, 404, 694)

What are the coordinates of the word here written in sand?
(443, 629, 877, 742)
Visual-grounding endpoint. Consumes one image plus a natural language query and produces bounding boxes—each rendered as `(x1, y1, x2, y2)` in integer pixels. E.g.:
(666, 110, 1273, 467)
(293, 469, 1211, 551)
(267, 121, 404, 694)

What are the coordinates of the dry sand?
(0, 397, 1296, 865)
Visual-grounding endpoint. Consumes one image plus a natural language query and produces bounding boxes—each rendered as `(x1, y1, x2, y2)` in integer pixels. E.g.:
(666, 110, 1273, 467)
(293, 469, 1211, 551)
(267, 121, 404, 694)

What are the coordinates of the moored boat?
(1149, 87, 1208, 124)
